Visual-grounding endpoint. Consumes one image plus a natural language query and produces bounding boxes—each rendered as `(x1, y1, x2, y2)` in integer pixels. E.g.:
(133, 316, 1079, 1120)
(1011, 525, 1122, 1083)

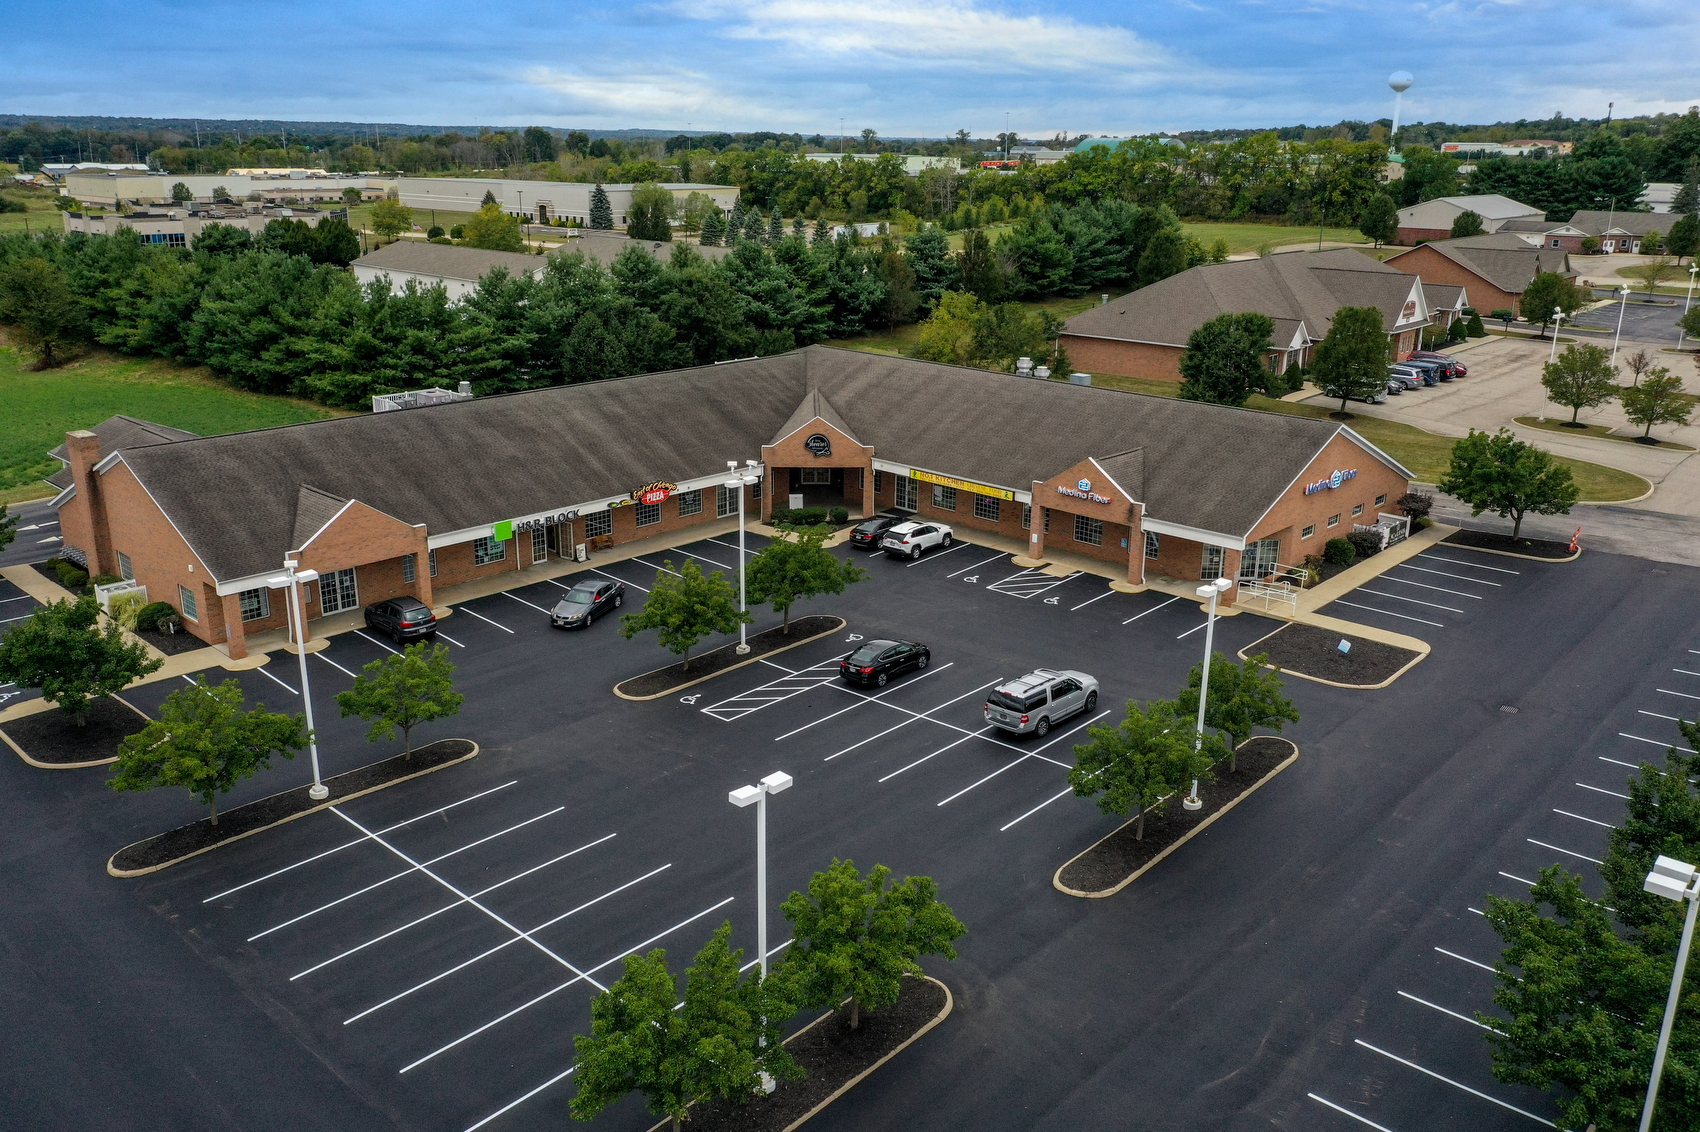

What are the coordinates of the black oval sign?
(804, 433, 832, 458)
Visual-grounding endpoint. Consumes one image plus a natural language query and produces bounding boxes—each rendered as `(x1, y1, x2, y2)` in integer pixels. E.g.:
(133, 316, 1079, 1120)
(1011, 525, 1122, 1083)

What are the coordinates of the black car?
(363, 597, 438, 644)
(848, 515, 904, 550)
(1404, 358, 1451, 383)
(551, 578, 625, 628)
(839, 638, 930, 687)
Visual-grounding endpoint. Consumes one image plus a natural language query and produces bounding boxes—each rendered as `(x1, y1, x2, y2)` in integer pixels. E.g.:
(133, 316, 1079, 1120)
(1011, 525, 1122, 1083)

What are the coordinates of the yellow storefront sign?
(908, 469, 1015, 502)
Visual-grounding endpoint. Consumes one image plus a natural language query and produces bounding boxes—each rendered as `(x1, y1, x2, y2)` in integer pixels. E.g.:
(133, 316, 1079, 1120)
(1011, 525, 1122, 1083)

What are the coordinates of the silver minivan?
(984, 668, 1099, 737)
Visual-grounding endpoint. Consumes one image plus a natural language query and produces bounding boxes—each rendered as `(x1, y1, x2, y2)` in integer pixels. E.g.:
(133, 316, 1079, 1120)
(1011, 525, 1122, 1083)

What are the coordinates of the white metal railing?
(1237, 561, 1307, 612)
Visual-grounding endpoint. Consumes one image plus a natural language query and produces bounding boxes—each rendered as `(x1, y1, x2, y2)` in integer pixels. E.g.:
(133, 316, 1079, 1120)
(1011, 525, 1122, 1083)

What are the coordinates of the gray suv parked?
(984, 668, 1099, 737)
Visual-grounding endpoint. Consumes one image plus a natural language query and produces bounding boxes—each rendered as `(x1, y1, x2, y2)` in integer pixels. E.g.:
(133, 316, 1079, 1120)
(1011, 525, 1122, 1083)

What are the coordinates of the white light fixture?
(729, 770, 792, 1095)
(266, 562, 327, 799)
(1639, 855, 1700, 1132)
(726, 460, 762, 654)
(1185, 575, 1235, 810)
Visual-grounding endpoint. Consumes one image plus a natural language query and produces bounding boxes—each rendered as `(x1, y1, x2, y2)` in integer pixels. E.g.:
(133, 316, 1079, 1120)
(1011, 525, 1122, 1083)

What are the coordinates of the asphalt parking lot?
(1318, 544, 1535, 632)
(4, 531, 1699, 1132)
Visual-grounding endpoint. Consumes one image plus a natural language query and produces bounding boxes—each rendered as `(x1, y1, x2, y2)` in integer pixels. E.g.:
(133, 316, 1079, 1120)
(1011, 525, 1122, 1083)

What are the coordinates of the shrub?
(133, 601, 177, 633)
(1445, 319, 1467, 345)
(771, 506, 829, 527)
(91, 573, 121, 586)
(449, 224, 465, 239)
(427, 225, 444, 240)
(1490, 308, 1515, 329)
(54, 561, 88, 588)
(108, 591, 148, 630)
(829, 506, 849, 523)
(1322, 538, 1356, 566)
(1395, 491, 1433, 521)
(1346, 529, 1383, 560)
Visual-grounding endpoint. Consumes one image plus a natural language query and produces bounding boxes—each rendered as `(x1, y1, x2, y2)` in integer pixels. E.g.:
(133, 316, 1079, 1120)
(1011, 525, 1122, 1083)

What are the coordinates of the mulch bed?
(109, 738, 476, 874)
(1057, 737, 1293, 895)
(133, 625, 206, 655)
(0, 695, 148, 765)
(1248, 623, 1420, 686)
(30, 560, 89, 596)
(616, 616, 844, 699)
(1443, 528, 1576, 559)
(666, 976, 948, 1132)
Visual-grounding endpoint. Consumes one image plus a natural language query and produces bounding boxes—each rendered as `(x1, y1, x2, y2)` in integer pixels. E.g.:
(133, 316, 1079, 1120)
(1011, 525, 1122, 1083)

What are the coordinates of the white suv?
(984, 669, 1099, 737)
(881, 520, 953, 560)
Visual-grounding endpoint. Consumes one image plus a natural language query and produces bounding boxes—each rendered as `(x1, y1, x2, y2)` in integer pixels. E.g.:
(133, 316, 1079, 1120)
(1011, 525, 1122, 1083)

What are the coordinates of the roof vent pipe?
(457, 381, 472, 396)
(1015, 356, 1033, 376)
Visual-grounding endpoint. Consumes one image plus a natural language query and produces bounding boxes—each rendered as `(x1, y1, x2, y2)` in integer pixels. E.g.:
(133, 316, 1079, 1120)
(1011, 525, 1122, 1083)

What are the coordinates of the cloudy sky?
(6, 0, 1697, 135)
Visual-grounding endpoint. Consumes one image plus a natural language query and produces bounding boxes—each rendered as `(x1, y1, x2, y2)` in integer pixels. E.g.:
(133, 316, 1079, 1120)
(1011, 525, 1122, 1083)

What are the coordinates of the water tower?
(1388, 71, 1414, 151)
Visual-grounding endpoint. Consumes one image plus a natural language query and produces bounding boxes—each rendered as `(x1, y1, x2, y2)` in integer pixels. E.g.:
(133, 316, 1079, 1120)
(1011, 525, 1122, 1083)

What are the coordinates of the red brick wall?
(761, 418, 875, 521)
(1394, 226, 1452, 246)
(98, 461, 222, 647)
(1058, 336, 1184, 382)
(1387, 245, 1523, 316)
(1243, 432, 1409, 571)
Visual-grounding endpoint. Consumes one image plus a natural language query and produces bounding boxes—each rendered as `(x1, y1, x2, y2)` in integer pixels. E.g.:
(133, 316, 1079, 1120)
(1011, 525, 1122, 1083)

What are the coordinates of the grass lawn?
(0, 343, 342, 504)
(1512, 415, 1695, 451)
(828, 295, 1102, 358)
(0, 188, 69, 236)
(1180, 222, 1367, 256)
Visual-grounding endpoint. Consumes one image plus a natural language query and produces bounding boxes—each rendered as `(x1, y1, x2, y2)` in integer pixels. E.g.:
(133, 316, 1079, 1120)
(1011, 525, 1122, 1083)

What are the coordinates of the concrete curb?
(1510, 416, 1696, 454)
(612, 619, 847, 702)
(1053, 740, 1299, 899)
(640, 976, 954, 1132)
(107, 740, 479, 878)
(1440, 536, 1581, 563)
(1237, 627, 1428, 691)
(0, 694, 150, 769)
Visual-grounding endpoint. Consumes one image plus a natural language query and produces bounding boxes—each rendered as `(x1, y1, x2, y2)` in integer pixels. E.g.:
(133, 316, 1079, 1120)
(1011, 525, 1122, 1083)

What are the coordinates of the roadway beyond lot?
(2, 531, 1697, 1132)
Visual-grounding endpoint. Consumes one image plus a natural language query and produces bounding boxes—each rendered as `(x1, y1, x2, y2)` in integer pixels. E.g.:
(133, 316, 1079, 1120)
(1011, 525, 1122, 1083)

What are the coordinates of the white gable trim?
(768, 414, 862, 450)
(107, 453, 221, 582)
(1141, 517, 1245, 551)
(1085, 457, 1143, 507)
(290, 498, 357, 556)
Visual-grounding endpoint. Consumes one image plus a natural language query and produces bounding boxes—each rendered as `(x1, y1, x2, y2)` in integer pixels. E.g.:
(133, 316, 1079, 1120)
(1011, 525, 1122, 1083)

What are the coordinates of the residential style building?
(1483, 211, 1676, 254)
(61, 171, 390, 207)
(396, 178, 739, 226)
(1384, 233, 1574, 317)
(1393, 194, 1545, 245)
(1057, 249, 1443, 383)
(49, 346, 1410, 657)
(60, 203, 331, 246)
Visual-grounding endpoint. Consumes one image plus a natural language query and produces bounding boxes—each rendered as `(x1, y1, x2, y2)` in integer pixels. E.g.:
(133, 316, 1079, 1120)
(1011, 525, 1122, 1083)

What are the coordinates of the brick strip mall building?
(51, 346, 1411, 658)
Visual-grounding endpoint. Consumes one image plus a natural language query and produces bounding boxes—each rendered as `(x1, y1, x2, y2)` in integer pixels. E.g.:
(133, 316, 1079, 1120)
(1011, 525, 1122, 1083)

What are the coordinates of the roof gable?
(1091, 449, 1145, 503)
(291, 485, 352, 553)
(770, 388, 859, 447)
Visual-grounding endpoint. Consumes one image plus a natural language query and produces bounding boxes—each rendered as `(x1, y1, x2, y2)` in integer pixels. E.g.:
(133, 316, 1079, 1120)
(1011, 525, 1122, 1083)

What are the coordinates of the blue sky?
(4, 0, 1697, 136)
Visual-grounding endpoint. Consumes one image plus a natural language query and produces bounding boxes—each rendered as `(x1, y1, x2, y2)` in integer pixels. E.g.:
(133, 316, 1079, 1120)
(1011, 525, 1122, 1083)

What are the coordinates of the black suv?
(551, 578, 625, 629)
(363, 598, 438, 644)
(840, 639, 930, 687)
(848, 515, 904, 550)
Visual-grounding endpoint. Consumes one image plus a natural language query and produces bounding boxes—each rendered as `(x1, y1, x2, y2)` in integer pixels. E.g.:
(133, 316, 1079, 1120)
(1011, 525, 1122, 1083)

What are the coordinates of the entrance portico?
(759, 389, 874, 521)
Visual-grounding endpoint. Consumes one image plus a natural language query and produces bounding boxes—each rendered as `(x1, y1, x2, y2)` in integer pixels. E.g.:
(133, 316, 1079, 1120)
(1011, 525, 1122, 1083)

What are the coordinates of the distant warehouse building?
(62, 171, 391, 208)
(397, 178, 740, 226)
(61, 203, 331, 246)
(50, 346, 1410, 657)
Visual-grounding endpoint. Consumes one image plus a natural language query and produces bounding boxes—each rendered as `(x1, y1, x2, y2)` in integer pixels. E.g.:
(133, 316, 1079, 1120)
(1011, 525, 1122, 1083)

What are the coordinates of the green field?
(0, 186, 67, 236)
(0, 344, 341, 503)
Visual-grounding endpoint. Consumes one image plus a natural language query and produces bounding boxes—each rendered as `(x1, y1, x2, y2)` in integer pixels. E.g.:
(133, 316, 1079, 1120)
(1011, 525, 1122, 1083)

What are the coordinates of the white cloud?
(522, 65, 805, 126)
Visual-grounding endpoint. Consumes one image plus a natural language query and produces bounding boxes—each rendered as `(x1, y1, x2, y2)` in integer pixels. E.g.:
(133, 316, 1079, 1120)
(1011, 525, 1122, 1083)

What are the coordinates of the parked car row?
(1383, 351, 1470, 398)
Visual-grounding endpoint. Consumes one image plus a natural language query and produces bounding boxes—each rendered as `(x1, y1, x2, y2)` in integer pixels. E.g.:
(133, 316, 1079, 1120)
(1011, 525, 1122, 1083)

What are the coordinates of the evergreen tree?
(1671, 157, 1700, 217)
(743, 209, 765, 244)
(1466, 308, 1487, 337)
(766, 211, 783, 245)
(956, 229, 1006, 301)
(727, 198, 747, 237)
(811, 218, 833, 247)
(1136, 227, 1189, 287)
(1357, 193, 1399, 247)
(481, 189, 498, 205)
(902, 225, 956, 311)
(1667, 211, 1699, 264)
(791, 215, 806, 238)
(588, 183, 613, 230)
(698, 209, 725, 247)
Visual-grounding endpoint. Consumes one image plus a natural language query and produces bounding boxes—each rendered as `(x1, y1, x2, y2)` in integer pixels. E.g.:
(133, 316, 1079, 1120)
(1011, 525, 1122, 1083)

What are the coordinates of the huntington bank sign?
(1303, 468, 1358, 496)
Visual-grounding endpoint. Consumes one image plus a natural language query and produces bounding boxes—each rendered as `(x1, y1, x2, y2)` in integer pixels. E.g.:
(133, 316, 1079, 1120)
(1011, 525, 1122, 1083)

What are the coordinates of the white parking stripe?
(254, 665, 299, 695)
(1527, 837, 1602, 865)
(946, 552, 1005, 578)
(878, 727, 991, 782)
(1621, 732, 1674, 746)
(1638, 710, 1681, 721)
(1554, 808, 1615, 829)
(1356, 588, 1465, 614)
(1000, 784, 1076, 831)
(1124, 595, 1181, 624)
(503, 591, 553, 614)
(820, 667, 965, 758)
(704, 537, 755, 556)
(1176, 620, 1209, 639)
(202, 782, 519, 902)
(590, 567, 647, 593)
(1397, 990, 1503, 1033)
(1661, 687, 1700, 700)
(0, 613, 35, 623)
(316, 652, 360, 678)
(297, 833, 619, 984)
(458, 606, 515, 634)
(1417, 553, 1519, 574)
(1577, 782, 1630, 800)
(1675, 669, 1700, 677)
(1434, 946, 1497, 973)
(435, 631, 466, 648)
(1397, 563, 1502, 586)
(1070, 589, 1116, 611)
(399, 896, 734, 1073)
(1381, 575, 1483, 598)
(908, 541, 969, 567)
(628, 557, 684, 578)
(668, 546, 735, 570)
(0, 595, 35, 602)
(1307, 1093, 1399, 1131)
(1329, 599, 1445, 628)
(1353, 1040, 1555, 1127)
(354, 629, 400, 654)
(935, 710, 1109, 807)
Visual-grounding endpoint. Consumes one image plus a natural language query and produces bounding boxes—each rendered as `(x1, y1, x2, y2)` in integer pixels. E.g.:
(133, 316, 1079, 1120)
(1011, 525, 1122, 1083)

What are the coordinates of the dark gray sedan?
(551, 578, 625, 628)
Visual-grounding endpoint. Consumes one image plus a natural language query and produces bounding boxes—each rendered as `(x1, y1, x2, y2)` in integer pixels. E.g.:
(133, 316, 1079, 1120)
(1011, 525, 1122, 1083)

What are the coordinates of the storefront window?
(1239, 538, 1280, 580)
(238, 588, 270, 621)
(320, 567, 359, 612)
(678, 489, 703, 517)
(973, 495, 999, 522)
(532, 528, 547, 562)
(895, 477, 918, 511)
(473, 536, 506, 566)
(636, 502, 661, 527)
(585, 511, 613, 539)
(933, 484, 956, 511)
(1200, 546, 1224, 581)
(1073, 514, 1103, 546)
(1144, 531, 1160, 559)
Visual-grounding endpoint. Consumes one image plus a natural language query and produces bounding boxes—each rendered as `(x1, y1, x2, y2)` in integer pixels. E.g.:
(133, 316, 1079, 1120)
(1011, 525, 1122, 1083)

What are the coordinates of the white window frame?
(428, 548, 438, 577)
(1352, 504, 1364, 517)
(973, 495, 1000, 522)
(716, 485, 736, 518)
(1073, 514, 1103, 547)
(473, 536, 506, 566)
(678, 489, 703, 517)
(636, 502, 661, 527)
(532, 527, 547, 563)
(585, 511, 613, 538)
(1326, 514, 1340, 528)
(933, 484, 957, 511)
(238, 588, 270, 621)
(320, 567, 359, 613)
(117, 552, 133, 580)
(403, 553, 416, 583)
(1021, 503, 1031, 530)
(1301, 524, 1315, 539)
(1239, 538, 1281, 580)
(1144, 530, 1160, 559)
(1200, 546, 1224, 581)
(894, 477, 918, 511)
(178, 584, 199, 622)
(1375, 494, 1387, 507)
(800, 468, 831, 486)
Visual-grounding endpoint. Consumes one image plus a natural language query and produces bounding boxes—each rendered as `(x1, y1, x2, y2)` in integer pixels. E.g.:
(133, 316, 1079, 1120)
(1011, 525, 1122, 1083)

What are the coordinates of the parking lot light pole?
(727, 460, 761, 655)
(1612, 284, 1631, 367)
(1681, 266, 1699, 350)
(1548, 308, 1565, 364)
(730, 770, 792, 1094)
(1639, 855, 1700, 1132)
(1186, 576, 1234, 810)
(266, 561, 327, 800)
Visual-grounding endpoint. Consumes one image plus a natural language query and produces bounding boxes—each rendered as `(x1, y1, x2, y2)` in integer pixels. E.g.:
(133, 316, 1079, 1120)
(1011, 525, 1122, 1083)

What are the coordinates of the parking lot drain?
(1500, 705, 1519, 714)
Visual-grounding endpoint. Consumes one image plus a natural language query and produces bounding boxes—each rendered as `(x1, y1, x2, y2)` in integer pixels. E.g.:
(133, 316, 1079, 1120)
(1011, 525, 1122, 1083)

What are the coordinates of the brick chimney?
(61, 430, 115, 577)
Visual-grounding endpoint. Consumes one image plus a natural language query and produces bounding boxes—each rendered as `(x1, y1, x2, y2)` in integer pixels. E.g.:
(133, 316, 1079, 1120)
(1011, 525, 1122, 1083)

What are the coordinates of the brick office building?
(51, 347, 1411, 657)
(1384, 234, 1574, 318)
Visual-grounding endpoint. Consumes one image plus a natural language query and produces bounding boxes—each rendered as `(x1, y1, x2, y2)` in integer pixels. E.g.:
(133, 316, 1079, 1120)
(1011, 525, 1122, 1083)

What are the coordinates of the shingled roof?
(111, 346, 1404, 582)
(1386, 234, 1574, 294)
(46, 415, 198, 490)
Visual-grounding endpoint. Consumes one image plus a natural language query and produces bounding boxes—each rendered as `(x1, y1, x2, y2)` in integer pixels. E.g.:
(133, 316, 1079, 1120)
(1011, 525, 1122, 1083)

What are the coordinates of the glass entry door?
(1238, 538, 1280, 580)
(319, 567, 359, 613)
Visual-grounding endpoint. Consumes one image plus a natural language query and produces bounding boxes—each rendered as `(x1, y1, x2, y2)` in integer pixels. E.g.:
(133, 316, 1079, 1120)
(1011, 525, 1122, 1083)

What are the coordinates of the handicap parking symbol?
(1044, 597, 1060, 605)
(846, 633, 864, 641)
(680, 694, 701, 704)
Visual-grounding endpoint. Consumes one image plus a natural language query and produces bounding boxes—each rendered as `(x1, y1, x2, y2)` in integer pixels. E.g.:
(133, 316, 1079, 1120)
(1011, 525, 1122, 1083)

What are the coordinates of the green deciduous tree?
(1668, 212, 1700, 265)
(619, 558, 750, 670)
(1449, 209, 1485, 238)
(1437, 428, 1580, 539)
(1136, 225, 1189, 287)
(588, 183, 613, 230)
(1541, 342, 1618, 425)
(341, 186, 362, 206)
(369, 198, 413, 240)
(1621, 367, 1694, 441)
(1682, 304, 1700, 346)
(170, 181, 193, 202)
(570, 923, 799, 1131)
(1177, 312, 1276, 407)
(0, 595, 161, 722)
(108, 678, 305, 823)
(333, 641, 464, 756)
(1522, 272, 1585, 338)
(0, 503, 18, 555)
(1357, 193, 1398, 248)
(746, 524, 867, 634)
(779, 859, 965, 1030)
(1175, 651, 1299, 772)
(626, 183, 674, 242)
(1069, 698, 1212, 839)
(459, 201, 524, 252)
(955, 228, 1005, 301)
(1312, 305, 1390, 414)
(0, 256, 88, 368)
